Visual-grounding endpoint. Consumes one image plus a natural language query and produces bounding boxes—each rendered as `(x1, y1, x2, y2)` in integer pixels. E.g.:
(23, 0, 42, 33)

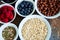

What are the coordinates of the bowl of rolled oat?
(18, 15, 51, 40)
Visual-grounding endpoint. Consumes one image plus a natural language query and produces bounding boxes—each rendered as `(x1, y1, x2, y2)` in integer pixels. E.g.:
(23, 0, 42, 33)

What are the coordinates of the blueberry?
(20, 11, 24, 15)
(22, 9, 25, 12)
(28, 8, 31, 10)
(21, 4, 24, 8)
(22, 1, 26, 5)
(30, 4, 33, 8)
(30, 9, 33, 12)
(30, 2, 33, 6)
(17, 7, 20, 10)
(29, 5, 31, 8)
(24, 11, 27, 13)
(27, 10, 31, 13)
(17, 7, 22, 12)
(25, 8, 28, 11)
(25, 5, 28, 7)
(26, 2, 30, 5)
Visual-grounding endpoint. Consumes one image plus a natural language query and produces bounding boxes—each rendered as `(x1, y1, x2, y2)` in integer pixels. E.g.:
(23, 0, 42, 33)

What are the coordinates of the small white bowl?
(18, 15, 51, 40)
(0, 23, 18, 40)
(1, 0, 17, 4)
(35, 0, 60, 19)
(15, 0, 35, 17)
(0, 4, 16, 24)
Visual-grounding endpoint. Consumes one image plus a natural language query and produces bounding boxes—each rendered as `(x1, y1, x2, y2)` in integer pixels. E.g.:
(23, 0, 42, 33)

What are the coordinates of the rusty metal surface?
(49, 17, 60, 40)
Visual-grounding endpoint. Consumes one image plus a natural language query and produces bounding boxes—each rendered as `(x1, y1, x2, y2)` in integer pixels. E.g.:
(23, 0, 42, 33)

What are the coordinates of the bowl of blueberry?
(15, 0, 35, 17)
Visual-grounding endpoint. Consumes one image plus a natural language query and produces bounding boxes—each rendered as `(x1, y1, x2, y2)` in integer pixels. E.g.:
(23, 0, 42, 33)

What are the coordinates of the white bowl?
(1, 0, 17, 4)
(35, 0, 60, 19)
(0, 23, 18, 40)
(0, 4, 16, 24)
(15, 0, 35, 17)
(18, 15, 51, 40)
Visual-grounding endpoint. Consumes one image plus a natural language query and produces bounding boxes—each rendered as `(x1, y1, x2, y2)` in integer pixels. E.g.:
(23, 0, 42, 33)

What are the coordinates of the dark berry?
(17, 1, 34, 16)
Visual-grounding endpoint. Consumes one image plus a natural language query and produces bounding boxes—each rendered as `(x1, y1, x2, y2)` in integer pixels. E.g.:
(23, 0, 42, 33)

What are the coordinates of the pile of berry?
(17, 1, 34, 16)
(0, 6, 14, 23)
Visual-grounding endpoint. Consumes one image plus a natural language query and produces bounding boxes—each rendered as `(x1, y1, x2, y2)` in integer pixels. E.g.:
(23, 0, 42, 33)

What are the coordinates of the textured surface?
(49, 17, 60, 40)
(0, 1, 60, 40)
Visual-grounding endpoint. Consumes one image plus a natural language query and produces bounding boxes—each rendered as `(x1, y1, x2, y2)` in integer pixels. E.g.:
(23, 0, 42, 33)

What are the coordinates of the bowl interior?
(0, 4, 16, 24)
(15, 0, 35, 17)
(35, 0, 60, 19)
(0, 23, 18, 40)
(19, 15, 51, 40)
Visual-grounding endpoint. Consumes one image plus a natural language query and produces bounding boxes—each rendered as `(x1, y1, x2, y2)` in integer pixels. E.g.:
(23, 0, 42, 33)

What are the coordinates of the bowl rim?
(35, 0, 60, 19)
(1, 0, 17, 4)
(0, 3, 16, 24)
(18, 15, 51, 40)
(0, 23, 18, 40)
(15, 0, 35, 17)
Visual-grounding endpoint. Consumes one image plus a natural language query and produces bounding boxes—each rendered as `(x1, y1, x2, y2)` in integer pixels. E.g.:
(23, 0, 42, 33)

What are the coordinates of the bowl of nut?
(0, 23, 18, 40)
(18, 15, 51, 40)
(15, 0, 35, 17)
(35, 0, 60, 19)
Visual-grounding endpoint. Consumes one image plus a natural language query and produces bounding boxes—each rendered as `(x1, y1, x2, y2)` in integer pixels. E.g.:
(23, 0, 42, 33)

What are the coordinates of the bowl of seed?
(15, 0, 35, 17)
(0, 23, 18, 40)
(18, 15, 51, 40)
(35, 0, 60, 19)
